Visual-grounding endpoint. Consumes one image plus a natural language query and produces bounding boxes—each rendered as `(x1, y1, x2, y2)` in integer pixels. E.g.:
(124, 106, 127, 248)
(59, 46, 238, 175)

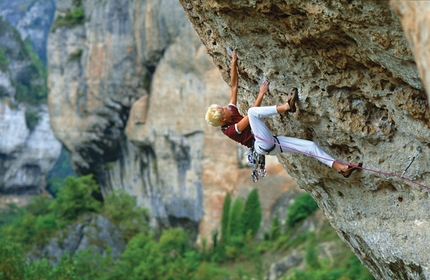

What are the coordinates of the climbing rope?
(253, 135, 430, 191)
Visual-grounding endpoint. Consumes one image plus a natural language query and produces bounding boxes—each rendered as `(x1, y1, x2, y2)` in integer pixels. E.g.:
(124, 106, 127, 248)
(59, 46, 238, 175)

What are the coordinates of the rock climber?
(205, 49, 362, 178)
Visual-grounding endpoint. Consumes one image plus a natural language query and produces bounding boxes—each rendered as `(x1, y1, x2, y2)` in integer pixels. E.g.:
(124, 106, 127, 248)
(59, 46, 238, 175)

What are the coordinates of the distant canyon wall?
(47, 0, 293, 238)
(0, 5, 61, 199)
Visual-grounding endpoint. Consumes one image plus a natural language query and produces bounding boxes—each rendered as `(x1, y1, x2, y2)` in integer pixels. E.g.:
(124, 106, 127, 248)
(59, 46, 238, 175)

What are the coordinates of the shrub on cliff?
(287, 192, 319, 227)
(0, 47, 8, 71)
(52, 7, 85, 29)
(101, 189, 149, 242)
(2, 175, 101, 247)
(0, 19, 47, 105)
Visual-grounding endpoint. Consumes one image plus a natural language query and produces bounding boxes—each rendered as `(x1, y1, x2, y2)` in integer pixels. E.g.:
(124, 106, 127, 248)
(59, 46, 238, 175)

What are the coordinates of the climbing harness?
(247, 147, 266, 182)
(401, 147, 421, 178)
(247, 136, 283, 183)
(253, 134, 430, 191)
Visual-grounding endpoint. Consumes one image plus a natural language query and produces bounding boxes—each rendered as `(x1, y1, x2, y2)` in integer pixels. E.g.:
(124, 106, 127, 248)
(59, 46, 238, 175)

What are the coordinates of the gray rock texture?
(47, 0, 293, 240)
(27, 213, 125, 266)
(178, 0, 430, 279)
(0, 0, 56, 62)
(0, 17, 61, 196)
(0, 104, 61, 194)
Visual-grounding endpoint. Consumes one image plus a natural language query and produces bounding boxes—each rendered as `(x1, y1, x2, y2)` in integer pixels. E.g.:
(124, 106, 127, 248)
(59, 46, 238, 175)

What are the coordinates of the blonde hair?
(205, 104, 224, 127)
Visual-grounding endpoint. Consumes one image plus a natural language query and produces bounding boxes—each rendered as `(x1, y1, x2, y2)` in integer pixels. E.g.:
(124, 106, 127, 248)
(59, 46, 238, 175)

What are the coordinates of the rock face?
(27, 213, 125, 266)
(0, 17, 61, 196)
(0, 0, 57, 62)
(0, 103, 61, 195)
(48, 0, 293, 237)
(178, 0, 430, 279)
(391, 1, 430, 104)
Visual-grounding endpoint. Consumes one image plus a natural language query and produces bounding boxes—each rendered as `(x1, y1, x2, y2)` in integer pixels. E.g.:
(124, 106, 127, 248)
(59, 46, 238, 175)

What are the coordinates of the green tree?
(113, 229, 191, 279)
(287, 193, 319, 227)
(270, 217, 281, 241)
(0, 203, 25, 228)
(240, 188, 262, 237)
(0, 238, 25, 280)
(49, 174, 102, 222)
(3, 195, 55, 246)
(101, 189, 149, 241)
(220, 192, 231, 244)
(229, 198, 244, 238)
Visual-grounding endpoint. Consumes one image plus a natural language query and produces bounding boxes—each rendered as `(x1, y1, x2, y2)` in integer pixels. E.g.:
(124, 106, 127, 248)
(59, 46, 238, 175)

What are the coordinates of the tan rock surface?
(179, 0, 430, 278)
(48, 0, 294, 242)
(391, 1, 430, 103)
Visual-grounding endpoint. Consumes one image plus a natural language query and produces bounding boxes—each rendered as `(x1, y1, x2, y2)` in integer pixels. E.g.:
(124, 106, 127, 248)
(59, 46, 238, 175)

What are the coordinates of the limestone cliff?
(178, 0, 430, 279)
(0, 17, 61, 197)
(0, 0, 57, 62)
(47, 0, 293, 237)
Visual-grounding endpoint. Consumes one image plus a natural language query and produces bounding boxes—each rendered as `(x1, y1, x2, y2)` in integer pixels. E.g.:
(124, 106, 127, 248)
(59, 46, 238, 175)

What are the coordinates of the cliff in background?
(0, 0, 56, 63)
(46, 0, 430, 278)
(47, 0, 293, 239)
(178, 0, 430, 279)
(0, 13, 60, 200)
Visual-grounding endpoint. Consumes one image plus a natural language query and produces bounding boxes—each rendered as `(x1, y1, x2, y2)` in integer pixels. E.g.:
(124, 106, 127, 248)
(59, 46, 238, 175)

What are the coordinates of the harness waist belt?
(258, 136, 282, 154)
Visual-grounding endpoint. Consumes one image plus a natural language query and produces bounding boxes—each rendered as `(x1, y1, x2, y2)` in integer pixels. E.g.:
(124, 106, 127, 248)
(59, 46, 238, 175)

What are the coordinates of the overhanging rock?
(179, 0, 430, 278)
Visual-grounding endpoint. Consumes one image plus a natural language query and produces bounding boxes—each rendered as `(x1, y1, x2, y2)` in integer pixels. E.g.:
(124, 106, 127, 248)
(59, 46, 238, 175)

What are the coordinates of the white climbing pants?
(248, 106, 336, 168)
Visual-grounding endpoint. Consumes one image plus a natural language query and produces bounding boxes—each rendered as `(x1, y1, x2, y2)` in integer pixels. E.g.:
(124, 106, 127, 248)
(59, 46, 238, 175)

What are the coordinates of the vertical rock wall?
(0, 15, 61, 198)
(48, 0, 294, 236)
(391, 1, 430, 103)
(179, 0, 430, 279)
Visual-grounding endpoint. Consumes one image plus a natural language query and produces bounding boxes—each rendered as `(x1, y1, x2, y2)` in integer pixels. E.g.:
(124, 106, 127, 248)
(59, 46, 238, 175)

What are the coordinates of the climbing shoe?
(340, 163, 363, 178)
(288, 88, 299, 113)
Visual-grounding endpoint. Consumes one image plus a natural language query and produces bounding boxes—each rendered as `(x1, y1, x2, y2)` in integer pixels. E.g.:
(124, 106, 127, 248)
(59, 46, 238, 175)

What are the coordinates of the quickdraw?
(401, 147, 421, 178)
(247, 147, 266, 182)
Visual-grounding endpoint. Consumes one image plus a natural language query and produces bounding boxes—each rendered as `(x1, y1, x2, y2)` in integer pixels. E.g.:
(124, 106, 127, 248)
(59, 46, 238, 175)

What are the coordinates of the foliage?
(24, 108, 41, 132)
(14, 41, 48, 105)
(305, 232, 320, 269)
(0, 20, 48, 105)
(2, 175, 102, 247)
(0, 238, 25, 280)
(287, 192, 319, 227)
(212, 189, 262, 262)
(288, 250, 374, 280)
(268, 217, 281, 241)
(0, 203, 25, 228)
(220, 192, 231, 244)
(0, 177, 373, 280)
(101, 189, 149, 242)
(52, 7, 85, 29)
(49, 175, 102, 222)
(61, 247, 116, 280)
(67, 49, 83, 62)
(229, 198, 244, 238)
(240, 188, 262, 237)
(0, 47, 8, 71)
(109, 229, 230, 280)
(2, 195, 56, 247)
